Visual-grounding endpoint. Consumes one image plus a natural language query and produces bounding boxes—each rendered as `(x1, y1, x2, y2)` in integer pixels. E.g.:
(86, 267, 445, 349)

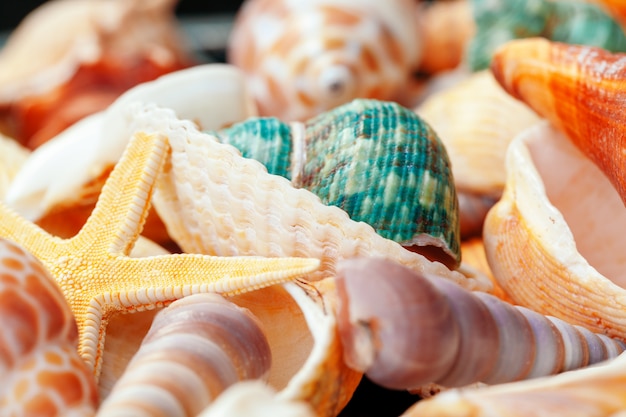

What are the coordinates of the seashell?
(0, 134, 30, 199)
(98, 293, 272, 416)
(483, 122, 626, 339)
(491, 37, 626, 205)
(211, 98, 461, 268)
(334, 257, 626, 392)
(0, 237, 98, 415)
(466, 0, 626, 71)
(592, 0, 626, 29)
(0, 0, 195, 149)
(5, 63, 257, 243)
(403, 345, 626, 417)
(197, 381, 316, 417)
(99, 281, 363, 417)
(416, 0, 476, 75)
(227, 0, 421, 121)
(134, 102, 491, 292)
(416, 70, 542, 238)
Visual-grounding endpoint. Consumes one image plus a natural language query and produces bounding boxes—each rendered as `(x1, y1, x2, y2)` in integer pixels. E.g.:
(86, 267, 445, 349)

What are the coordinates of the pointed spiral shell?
(98, 293, 271, 416)
(227, 0, 421, 121)
(213, 99, 460, 267)
(0, 238, 98, 416)
(335, 257, 626, 391)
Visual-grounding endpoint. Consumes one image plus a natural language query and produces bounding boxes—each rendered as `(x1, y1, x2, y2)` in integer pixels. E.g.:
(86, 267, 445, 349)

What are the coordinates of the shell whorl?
(227, 0, 420, 121)
(0, 238, 98, 416)
(98, 293, 272, 416)
(214, 99, 460, 268)
(335, 257, 626, 391)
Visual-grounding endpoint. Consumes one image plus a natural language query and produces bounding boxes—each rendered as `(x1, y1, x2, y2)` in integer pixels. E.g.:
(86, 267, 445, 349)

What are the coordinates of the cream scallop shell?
(483, 122, 626, 339)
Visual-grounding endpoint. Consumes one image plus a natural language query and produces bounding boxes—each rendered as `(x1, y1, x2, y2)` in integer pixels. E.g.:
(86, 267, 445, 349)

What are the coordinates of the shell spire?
(491, 37, 626, 205)
(212, 99, 461, 268)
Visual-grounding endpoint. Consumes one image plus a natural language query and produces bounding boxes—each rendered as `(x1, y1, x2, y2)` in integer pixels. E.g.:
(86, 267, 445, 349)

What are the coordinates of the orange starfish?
(0, 129, 320, 381)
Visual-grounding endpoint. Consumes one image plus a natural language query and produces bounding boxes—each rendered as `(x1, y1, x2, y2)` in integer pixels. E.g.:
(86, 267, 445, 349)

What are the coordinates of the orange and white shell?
(0, 238, 98, 415)
(227, 0, 421, 121)
(483, 122, 626, 340)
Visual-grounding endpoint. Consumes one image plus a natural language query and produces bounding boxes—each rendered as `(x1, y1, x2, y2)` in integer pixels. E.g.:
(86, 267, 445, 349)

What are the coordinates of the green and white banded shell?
(212, 99, 460, 267)
(467, 0, 626, 71)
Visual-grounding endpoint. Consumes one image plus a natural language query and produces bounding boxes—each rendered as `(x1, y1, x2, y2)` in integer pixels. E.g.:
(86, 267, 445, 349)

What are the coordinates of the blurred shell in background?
(227, 0, 421, 121)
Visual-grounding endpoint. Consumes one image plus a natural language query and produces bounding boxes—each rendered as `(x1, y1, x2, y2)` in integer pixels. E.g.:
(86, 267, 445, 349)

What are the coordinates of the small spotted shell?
(228, 0, 421, 121)
(0, 238, 98, 415)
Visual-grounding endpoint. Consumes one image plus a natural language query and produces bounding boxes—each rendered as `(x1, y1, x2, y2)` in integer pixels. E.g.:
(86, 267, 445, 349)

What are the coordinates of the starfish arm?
(78, 253, 320, 379)
(0, 201, 63, 259)
(71, 131, 168, 256)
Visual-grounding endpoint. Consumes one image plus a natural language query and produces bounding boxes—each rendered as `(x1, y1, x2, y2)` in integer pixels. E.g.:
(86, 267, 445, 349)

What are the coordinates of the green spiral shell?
(212, 99, 460, 267)
(468, 0, 626, 71)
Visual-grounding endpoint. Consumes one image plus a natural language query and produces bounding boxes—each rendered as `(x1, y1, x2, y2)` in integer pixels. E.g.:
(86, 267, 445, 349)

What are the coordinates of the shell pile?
(5, 0, 626, 416)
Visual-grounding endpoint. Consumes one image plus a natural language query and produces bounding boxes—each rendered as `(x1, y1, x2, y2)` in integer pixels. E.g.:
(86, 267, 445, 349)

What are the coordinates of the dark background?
(0, 1, 246, 31)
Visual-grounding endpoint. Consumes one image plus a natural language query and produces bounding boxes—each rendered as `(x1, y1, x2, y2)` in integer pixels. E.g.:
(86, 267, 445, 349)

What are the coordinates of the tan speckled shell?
(228, 0, 421, 121)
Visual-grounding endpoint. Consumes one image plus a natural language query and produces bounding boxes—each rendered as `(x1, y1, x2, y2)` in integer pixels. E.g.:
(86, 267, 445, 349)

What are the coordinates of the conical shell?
(491, 37, 626, 205)
(135, 102, 490, 292)
(0, 0, 194, 148)
(467, 0, 626, 71)
(483, 122, 626, 339)
(227, 0, 421, 121)
(213, 99, 461, 267)
(403, 346, 626, 417)
(99, 281, 362, 417)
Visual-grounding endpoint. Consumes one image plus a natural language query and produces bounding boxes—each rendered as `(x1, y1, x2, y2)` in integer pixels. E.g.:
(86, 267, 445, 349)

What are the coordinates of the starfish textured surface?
(0, 130, 320, 381)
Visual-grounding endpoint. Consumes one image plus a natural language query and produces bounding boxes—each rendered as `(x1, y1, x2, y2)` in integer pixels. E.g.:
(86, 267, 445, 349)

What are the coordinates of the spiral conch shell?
(212, 99, 461, 267)
(132, 102, 490, 292)
(227, 0, 421, 121)
(483, 121, 626, 339)
(0, 237, 98, 415)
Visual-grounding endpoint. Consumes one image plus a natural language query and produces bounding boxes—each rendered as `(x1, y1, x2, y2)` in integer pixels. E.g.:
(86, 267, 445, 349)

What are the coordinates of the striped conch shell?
(227, 0, 421, 121)
(211, 99, 461, 268)
(0, 0, 195, 149)
(98, 293, 272, 416)
(0, 237, 98, 415)
(132, 102, 491, 292)
(403, 347, 626, 417)
(335, 257, 625, 392)
(491, 37, 626, 205)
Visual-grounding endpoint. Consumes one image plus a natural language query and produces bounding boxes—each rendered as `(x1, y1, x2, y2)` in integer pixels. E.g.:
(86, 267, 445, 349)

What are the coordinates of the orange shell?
(491, 37, 626, 204)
